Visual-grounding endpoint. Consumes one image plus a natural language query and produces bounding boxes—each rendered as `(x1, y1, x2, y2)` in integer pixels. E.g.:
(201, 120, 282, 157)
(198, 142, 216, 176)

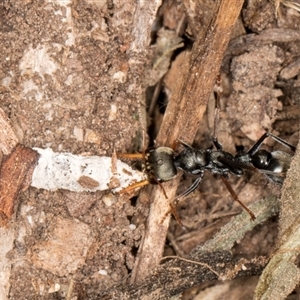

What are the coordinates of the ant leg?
(161, 172, 204, 228)
(160, 203, 185, 229)
(157, 180, 185, 228)
(148, 174, 169, 199)
(176, 139, 193, 149)
(213, 137, 223, 151)
(247, 131, 296, 156)
(268, 132, 296, 152)
(117, 153, 144, 159)
(247, 132, 270, 156)
(176, 172, 204, 201)
(221, 176, 255, 220)
(119, 180, 151, 195)
(169, 202, 185, 228)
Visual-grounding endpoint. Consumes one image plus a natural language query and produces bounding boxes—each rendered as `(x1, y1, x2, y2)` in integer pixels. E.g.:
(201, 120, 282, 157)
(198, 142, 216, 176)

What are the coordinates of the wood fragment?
(0, 145, 40, 226)
(130, 0, 162, 52)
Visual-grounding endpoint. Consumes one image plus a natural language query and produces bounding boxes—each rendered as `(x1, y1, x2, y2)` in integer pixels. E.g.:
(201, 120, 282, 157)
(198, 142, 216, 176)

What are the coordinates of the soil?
(0, 0, 299, 299)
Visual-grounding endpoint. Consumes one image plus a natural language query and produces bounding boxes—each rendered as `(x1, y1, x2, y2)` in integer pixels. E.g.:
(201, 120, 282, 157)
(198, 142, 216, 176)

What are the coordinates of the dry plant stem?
(131, 0, 245, 282)
(254, 137, 300, 300)
(159, 0, 244, 145)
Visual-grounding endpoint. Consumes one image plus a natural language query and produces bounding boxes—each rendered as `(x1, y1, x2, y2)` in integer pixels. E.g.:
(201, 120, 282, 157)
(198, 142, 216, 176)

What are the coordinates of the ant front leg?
(161, 172, 205, 229)
(246, 132, 272, 157)
(119, 180, 151, 195)
(175, 171, 205, 203)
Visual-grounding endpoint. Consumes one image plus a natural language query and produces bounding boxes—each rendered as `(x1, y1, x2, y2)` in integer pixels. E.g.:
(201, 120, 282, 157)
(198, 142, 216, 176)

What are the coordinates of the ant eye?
(157, 159, 163, 165)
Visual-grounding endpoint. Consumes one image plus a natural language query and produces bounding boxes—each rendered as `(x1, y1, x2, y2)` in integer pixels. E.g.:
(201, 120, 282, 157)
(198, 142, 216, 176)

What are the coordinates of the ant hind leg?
(247, 131, 296, 157)
(221, 176, 255, 220)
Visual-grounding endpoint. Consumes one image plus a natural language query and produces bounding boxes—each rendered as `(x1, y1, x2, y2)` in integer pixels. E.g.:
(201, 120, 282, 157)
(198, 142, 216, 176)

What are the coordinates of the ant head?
(145, 147, 177, 182)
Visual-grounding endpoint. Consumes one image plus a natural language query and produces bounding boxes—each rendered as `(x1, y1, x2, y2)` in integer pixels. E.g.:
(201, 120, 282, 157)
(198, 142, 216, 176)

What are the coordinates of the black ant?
(118, 129, 296, 221)
(118, 87, 296, 222)
(140, 130, 295, 221)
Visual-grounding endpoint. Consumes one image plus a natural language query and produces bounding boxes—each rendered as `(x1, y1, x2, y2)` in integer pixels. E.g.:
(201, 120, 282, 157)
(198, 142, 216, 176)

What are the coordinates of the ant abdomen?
(251, 150, 293, 184)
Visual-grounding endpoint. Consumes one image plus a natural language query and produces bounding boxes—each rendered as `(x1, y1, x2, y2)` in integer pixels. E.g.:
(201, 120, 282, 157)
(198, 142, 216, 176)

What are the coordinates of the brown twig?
(131, 0, 245, 282)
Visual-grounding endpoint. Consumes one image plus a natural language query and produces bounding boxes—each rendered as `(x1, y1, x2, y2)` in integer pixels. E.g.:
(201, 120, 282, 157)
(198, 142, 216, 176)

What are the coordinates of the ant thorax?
(174, 147, 211, 175)
(209, 150, 242, 175)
